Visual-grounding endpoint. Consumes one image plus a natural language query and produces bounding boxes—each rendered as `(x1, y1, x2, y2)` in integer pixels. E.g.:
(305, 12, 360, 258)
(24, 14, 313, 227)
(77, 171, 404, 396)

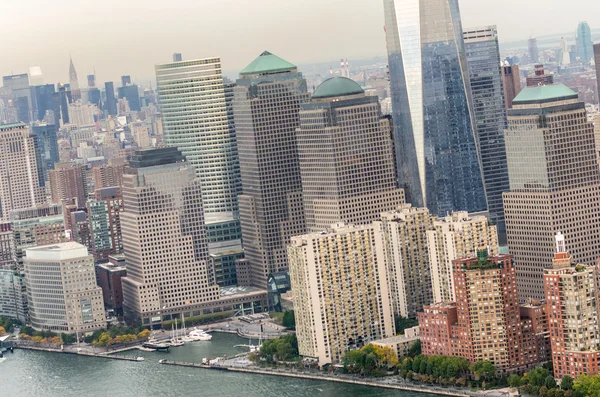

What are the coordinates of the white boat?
(188, 329, 212, 341)
(170, 319, 185, 347)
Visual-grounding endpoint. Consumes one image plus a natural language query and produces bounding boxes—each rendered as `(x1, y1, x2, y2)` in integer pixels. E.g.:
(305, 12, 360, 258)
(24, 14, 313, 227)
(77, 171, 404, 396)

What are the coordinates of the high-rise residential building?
(11, 204, 67, 272)
(49, 162, 88, 208)
(104, 82, 117, 116)
(24, 242, 106, 332)
(383, 0, 487, 215)
(289, 224, 396, 367)
(544, 233, 600, 379)
(297, 76, 405, 231)
(502, 65, 522, 109)
(87, 187, 123, 263)
(375, 206, 433, 317)
(68, 56, 81, 102)
(526, 65, 554, 87)
(155, 56, 240, 217)
(234, 51, 308, 287)
(463, 26, 510, 242)
(503, 84, 600, 301)
(576, 22, 594, 62)
(427, 212, 499, 302)
(594, 44, 600, 102)
(0, 123, 45, 221)
(32, 123, 59, 187)
(528, 38, 540, 63)
(120, 148, 266, 326)
(92, 158, 126, 189)
(419, 251, 539, 373)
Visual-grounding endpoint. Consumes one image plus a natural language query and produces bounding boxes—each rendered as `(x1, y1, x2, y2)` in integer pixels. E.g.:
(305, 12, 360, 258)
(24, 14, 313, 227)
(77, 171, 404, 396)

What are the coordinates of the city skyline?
(2, 0, 600, 86)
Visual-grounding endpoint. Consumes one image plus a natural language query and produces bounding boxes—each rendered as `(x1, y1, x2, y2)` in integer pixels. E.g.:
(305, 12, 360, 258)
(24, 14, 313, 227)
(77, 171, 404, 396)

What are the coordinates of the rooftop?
(25, 242, 89, 261)
(513, 84, 578, 105)
(0, 122, 27, 131)
(239, 51, 296, 76)
(312, 77, 364, 99)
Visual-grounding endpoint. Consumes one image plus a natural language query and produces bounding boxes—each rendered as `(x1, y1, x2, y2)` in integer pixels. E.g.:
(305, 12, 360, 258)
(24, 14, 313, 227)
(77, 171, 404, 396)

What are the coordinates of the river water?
(2, 332, 436, 397)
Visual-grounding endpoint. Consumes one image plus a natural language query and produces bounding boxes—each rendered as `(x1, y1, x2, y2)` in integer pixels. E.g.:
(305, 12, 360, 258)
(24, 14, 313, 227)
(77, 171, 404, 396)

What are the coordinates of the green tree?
(574, 374, 600, 397)
(545, 376, 558, 390)
(60, 333, 77, 345)
(508, 374, 523, 388)
(408, 340, 421, 358)
(92, 332, 112, 347)
(561, 376, 574, 391)
(282, 311, 295, 330)
(470, 361, 496, 382)
(395, 316, 418, 335)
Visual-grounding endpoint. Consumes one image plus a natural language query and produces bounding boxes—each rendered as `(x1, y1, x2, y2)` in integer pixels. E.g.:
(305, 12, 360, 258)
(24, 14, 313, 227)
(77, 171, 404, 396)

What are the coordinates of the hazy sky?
(1, 0, 599, 87)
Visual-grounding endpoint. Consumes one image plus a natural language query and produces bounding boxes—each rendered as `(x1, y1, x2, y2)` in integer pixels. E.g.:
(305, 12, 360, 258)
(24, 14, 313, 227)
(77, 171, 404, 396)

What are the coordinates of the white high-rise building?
(155, 56, 240, 217)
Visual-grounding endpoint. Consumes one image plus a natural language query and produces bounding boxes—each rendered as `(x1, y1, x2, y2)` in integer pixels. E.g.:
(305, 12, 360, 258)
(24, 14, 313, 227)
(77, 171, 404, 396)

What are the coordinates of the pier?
(14, 345, 144, 362)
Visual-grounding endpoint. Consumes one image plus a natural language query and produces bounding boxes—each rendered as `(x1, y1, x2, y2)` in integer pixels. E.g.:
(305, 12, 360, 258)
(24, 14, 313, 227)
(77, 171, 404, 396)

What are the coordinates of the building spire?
(69, 55, 81, 102)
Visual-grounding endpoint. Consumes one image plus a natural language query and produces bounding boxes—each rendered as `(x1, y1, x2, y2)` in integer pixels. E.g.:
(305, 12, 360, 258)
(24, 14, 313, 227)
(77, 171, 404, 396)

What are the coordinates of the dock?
(14, 345, 144, 361)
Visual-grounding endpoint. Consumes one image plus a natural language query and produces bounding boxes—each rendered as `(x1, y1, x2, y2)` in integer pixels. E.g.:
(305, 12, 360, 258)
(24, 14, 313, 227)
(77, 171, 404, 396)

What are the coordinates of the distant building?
(31, 123, 59, 187)
(463, 26, 510, 241)
(31, 84, 56, 121)
(24, 242, 106, 333)
(117, 85, 141, 112)
(526, 65, 554, 87)
(92, 158, 126, 189)
(427, 212, 499, 302)
(49, 162, 88, 208)
(594, 44, 600, 103)
(289, 224, 396, 367)
(121, 76, 131, 87)
(528, 38, 539, 63)
(2, 74, 31, 123)
(0, 123, 45, 221)
(576, 22, 594, 62)
(68, 57, 81, 102)
(104, 82, 117, 116)
(87, 187, 124, 263)
(297, 76, 405, 231)
(234, 51, 308, 288)
(544, 234, 600, 379)
(503, 84, 600, 301)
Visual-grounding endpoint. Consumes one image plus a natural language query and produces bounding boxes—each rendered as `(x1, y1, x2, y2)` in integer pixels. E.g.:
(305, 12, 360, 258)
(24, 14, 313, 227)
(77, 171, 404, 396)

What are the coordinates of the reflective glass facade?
(384, 0, 486, 215)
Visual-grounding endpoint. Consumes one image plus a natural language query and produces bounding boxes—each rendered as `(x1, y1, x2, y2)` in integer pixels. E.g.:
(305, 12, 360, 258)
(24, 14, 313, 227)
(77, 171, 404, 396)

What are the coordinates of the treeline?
(508, 367, 578, 397)
(0, 316, 21, 334)
(342, 344, 399, 377)
(88, 326, 150, 346)
(250, 334, 299, 364)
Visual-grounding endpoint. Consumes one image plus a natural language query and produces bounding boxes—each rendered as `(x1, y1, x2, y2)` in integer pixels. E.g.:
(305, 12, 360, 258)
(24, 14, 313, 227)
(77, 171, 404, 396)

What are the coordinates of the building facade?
(576, 22, 594, 62)
(297, 76, 405, 232)
(463, 26, 510, 241)
(49, 162, 88, 208)
(234, 51, 308, 288)
(87, 187, 123, 263)
(383, 0, 487, 215)
(24, 242, 106, 333)
(595, 44, 600, 103)
(501, 65, 521, 109)
(289, 224, 396, 367)
(503, 84, 600, 301)
(92, 158, 126, 189)
(427, 212, 499, 302)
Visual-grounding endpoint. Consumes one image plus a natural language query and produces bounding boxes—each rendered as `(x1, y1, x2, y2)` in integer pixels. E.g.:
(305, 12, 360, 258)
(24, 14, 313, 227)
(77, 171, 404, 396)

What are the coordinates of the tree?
(574, 374, 600, 397)
(60, 333, 76, 345)
(282, 311, 295, 330)
(0, 326, 5, 336)
(561, 376, 574, 391)
(395, 316, 419, 335)
(470, 361, 496, 382)
(508, 374, 523, 388)
(93, 332, 113, 347)
(408, 340, 421, 358)
(137, 329, 151, 340)
(540, 386, 549, 397)
(545, 376, 558, 390)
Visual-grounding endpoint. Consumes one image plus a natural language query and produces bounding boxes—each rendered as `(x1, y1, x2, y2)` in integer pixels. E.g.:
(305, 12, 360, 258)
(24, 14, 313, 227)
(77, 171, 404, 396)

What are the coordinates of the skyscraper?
(0, 123, 45, 221)
(526, 65, 554, 87)
(92, 158, 126, 189)
(463, 26, 510, 241)
(297, 76, 404, 231)
(104, 82, 117, 116)
(49, 162, 88, 208)
(32, 123, 59, 186)
(576, 22, 594, 62)
(68, 56, 81, 102)
(503, 84, 600, 301)
(544, 233, 600, 379)
(31, 84, 56, 121)
(234, 51, 308, 287)
(117, 85, 141, 112)
(155, 56, 240, 217)
(3, 74, 31, 123)
(528, 38, 540, 63)
(383, 0, 486, 215)
(594, 44, 600, 102)
(87, 187, 124, 263)
(502, 65, 521, 109)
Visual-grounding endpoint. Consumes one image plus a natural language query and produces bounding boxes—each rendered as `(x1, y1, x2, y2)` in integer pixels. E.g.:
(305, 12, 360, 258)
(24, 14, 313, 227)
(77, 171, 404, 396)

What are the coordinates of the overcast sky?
(1, 0, 599, 87)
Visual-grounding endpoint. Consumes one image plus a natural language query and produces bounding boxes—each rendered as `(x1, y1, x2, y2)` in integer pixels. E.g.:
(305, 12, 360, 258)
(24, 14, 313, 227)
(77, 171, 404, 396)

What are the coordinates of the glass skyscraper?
(463, 26, 510, 242)
(577, 21, 594, 63)
(383, 0, 487, 216)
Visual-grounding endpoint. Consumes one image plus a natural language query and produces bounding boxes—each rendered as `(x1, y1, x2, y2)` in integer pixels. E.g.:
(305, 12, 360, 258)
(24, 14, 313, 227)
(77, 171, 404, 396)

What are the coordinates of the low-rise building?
(372, 326, 421, 359)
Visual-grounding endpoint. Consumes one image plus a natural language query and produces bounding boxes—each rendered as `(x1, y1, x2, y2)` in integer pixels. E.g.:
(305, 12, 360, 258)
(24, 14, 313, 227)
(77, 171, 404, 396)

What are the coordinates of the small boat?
(136, 357, 145, 362)
(142, 342, 170, 351)
(138, 346, 156, 352)
(170, 320, 185, 347)
(188, 329, 212, 341)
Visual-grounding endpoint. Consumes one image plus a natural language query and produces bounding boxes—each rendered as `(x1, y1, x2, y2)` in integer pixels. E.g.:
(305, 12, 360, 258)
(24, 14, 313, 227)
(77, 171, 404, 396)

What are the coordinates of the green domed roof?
(239, 51, 296, 76)
(312, 77, 364, 99)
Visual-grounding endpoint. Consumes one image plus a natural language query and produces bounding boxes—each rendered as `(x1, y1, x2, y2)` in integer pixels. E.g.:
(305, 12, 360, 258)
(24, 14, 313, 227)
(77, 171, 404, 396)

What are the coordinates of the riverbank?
(158, 359, 488, 397)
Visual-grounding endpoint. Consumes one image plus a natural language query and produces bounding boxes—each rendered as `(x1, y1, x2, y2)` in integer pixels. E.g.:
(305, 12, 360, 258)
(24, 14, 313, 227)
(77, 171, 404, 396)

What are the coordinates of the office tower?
(104, 82, 117, 116)
(463, 26, 510, 241)
(297, 76, 405, 231)
(92, 158, 126, 189)
(419, 251, 539, 373)
(87, 88, 101, 108)
(502, 65, 522, 109)
(49, 163, 88, 208)
(31, 84, 56, 121)
(95, 257, 126, 314)
(121, 76, 131, 87)
(234, 51, 309, 287)
(528, 38, 539, 63)
(87, 75, 95, 88)
(3, 74, 31, 123)
(87, 187, 123, 263)
(68, 102, 99, 126)
(117, 85, 141, 112)
(577, 22, 594, 62)
(120, 148, 246, 325)
(503, 84, 600, 301)
(526, 65, 554, 87)
(32, 123, 59, 186)
(52, 83, 71, 125)
(595, 44, 600, 102)
(173, 53, 182, 62)
(68, 56, 81, 102)
(11, 204, 67, 272)
(427, 212, 499, 302)
(375, 205, 433, 317)
(0, 223, 13, 269)
(0, 268, 27, 321)
(560, 38, 571, 65)
(383, 0, 486, 215)
(544, 234, 600, 379)
(155, 56, 240, 217)
(24, 242, 106, 332)
(288, 224, 396, 367)
(0, 123, 45, 221)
